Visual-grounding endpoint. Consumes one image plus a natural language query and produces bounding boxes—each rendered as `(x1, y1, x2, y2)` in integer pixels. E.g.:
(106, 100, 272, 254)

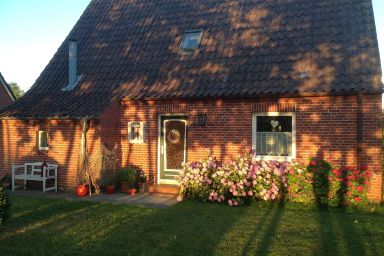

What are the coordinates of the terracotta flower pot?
(106, 185, 116, 194)
(120, 182, 128, 193)
(127, 188, 137, 195)
(76, 184, 89, 197)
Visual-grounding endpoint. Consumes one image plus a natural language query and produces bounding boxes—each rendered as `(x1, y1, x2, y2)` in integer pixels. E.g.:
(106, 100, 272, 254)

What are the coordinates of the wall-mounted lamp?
(197, 113, 207, 126)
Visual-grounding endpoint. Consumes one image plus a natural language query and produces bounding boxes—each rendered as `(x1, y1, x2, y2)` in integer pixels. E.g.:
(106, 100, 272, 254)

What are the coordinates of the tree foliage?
(8, 82, 25, 99)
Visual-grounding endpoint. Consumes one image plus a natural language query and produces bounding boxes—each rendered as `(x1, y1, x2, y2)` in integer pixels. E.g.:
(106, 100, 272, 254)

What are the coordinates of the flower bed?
(177, 152, 372, 207)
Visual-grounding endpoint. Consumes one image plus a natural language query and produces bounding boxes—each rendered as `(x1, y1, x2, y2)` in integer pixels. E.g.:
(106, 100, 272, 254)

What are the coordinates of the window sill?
(252, 155, 295, 162)
(129, 141, 146, 145)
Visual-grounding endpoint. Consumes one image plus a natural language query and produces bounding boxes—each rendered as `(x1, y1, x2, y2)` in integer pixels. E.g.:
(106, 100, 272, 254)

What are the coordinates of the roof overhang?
(0, 73, 16, 102)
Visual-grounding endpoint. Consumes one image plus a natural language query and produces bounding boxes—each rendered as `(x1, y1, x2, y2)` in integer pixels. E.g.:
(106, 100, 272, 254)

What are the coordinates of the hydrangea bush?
(177, 152, 372, 207)
(177, 152, 290, 206)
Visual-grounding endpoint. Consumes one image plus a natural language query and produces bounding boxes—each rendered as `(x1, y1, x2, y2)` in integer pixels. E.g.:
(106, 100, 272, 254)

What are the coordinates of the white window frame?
(128, 121, 146, 144)
(252, 112, 296, 161)
(180, 30, 204, 50)
(38, 130, 49, 151)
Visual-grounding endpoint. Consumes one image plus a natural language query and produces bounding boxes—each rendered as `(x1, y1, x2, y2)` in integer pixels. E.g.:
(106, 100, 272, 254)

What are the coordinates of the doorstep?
(147, 184, 179, 195)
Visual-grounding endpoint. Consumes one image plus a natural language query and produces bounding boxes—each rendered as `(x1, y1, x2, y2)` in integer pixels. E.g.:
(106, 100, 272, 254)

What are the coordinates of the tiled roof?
(0, 72, 16, 102)
(0, 0, 382, 119)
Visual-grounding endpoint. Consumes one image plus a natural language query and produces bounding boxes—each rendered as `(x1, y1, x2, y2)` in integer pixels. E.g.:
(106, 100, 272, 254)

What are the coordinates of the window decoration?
(180, 30, 203, 50)
(252, 113, 296, 159)
(128, 121, 146, 144)
(38, 131, 49, 150)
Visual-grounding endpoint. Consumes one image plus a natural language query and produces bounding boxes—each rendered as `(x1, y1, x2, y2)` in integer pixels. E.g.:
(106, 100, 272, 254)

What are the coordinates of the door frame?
(157, 114, 188, 185)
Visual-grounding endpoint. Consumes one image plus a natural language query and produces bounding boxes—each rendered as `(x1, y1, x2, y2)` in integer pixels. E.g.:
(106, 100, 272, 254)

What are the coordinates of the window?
(180, 30, 203, 50)
(128, 121, 146, 144)
(38, 131, 49, 150)
(252, 113, 296, 159)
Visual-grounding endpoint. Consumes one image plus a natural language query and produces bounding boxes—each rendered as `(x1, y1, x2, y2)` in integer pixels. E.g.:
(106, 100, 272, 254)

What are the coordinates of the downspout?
(81, 118, 88, 156)
(357, 93, 363, 169)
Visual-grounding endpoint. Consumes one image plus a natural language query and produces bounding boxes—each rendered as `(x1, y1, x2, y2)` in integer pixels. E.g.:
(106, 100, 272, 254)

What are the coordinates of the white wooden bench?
(12, 162, 58, 192)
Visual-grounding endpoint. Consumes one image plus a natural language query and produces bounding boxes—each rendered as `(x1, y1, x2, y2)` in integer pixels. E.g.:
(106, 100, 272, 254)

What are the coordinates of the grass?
(0, 196, 384, 256)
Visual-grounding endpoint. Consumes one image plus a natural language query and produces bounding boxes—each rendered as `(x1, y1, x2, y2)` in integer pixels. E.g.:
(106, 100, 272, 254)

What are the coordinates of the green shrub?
(0, 184, 10, 226)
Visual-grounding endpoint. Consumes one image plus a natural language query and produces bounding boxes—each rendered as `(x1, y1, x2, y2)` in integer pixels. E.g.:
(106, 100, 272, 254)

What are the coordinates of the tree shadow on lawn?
(0, 198, 247, 255)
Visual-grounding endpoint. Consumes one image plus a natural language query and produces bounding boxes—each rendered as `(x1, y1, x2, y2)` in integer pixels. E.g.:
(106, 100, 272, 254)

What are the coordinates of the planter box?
(138, 181, 154, 193)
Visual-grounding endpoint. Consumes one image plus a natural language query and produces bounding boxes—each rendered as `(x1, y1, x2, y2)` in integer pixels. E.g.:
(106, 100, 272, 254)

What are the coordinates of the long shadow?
(240, 202, 283, 255)
(0, 200, 245, 255)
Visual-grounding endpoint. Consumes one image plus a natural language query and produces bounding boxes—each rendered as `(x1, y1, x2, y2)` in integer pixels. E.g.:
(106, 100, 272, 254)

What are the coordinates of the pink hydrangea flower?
(228, 199, 233, 206)
(248, 191, 253, 196)
(177, 196, 183, 202)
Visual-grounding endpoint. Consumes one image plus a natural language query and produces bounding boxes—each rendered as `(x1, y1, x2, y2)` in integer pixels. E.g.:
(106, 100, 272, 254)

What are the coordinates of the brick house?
(0, 73, 15, 110)
(0, 0, 382, 200)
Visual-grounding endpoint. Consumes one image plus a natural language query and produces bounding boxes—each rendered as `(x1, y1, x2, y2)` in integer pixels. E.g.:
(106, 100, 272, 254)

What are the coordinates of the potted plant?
(117, 168, 129, 193)
(105, 168, 116, 194)
(117, 167, 137, 194)
(106, 182, 116, 194)
(137, 173, 147, 193)
(126, 167, 137, 195)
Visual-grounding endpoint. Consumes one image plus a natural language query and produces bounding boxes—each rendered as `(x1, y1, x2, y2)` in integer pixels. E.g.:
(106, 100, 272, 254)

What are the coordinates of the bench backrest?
(25, 162, 43, 176)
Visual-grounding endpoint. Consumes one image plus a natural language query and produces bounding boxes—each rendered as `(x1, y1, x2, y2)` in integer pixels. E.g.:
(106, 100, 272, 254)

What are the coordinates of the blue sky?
(0, 0, 383, 91)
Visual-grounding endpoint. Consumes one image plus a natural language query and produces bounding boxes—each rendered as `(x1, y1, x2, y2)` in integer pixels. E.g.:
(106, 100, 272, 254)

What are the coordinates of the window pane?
(40, 131, 48, 147)
(257, 116, 292, 132)
(181, 31, 202, 49)
(131, 122, 141, 140)
(256, 132, 292, 156)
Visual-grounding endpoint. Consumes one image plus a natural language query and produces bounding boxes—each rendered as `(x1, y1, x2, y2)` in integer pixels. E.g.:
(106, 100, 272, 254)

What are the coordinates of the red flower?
(360, 164, 368, 171)
(346, 191, 352, 196)
(310, 160, 317, 166)
(364, 180, 370, 185)
(332, 169, 341, 177)
(352, 170, 360, 176)
(345, 181, 352, 187)
(354, 197, 362, 203)
(357, 186, 364, 192)
(346, 175, 355, 181)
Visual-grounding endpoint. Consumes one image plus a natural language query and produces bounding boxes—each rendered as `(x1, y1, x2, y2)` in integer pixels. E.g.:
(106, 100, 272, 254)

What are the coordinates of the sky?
(0, 0, 383, 91)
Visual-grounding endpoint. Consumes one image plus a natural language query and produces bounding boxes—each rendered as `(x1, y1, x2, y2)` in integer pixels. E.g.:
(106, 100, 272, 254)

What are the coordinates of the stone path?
(9, 190, 178, 209)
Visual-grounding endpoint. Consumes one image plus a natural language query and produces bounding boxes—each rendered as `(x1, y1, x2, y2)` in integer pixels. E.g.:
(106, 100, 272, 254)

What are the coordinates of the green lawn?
(0, 196, 383, 256)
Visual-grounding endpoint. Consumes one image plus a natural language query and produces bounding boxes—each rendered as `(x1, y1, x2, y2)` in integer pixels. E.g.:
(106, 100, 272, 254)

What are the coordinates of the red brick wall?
(0, 94, 381, 201)
(120, 95, 382, 201)
(0, 119, 100, 190)
(99, 101, 122, 167)
(0, 83, 13, 110)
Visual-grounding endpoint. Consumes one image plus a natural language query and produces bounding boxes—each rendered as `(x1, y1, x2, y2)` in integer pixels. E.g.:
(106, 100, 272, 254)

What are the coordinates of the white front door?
(159, 116, 187, 184)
